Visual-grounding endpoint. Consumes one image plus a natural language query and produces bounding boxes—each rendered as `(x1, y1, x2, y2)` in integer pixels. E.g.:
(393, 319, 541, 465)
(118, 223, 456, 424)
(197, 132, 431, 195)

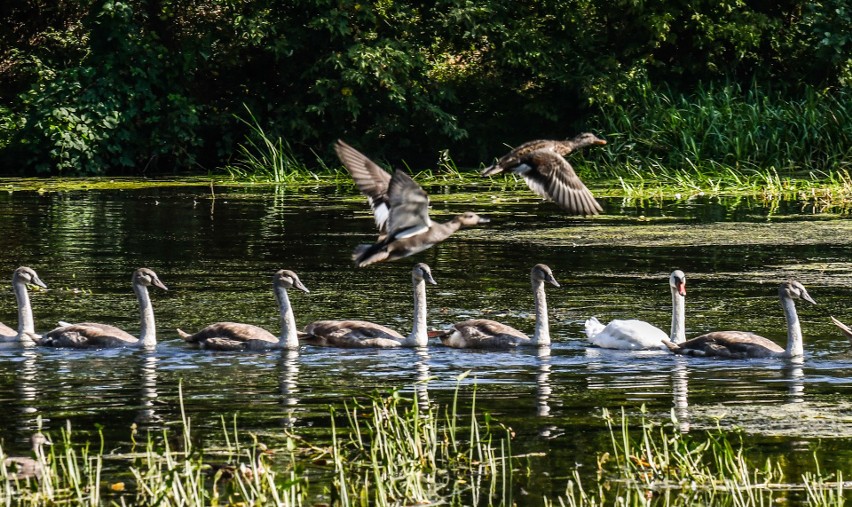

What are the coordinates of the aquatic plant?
(224, 107, 320, 183)
(544, 406, 847, 507)
(1, 390, 846, 506)
(588, 81, 852, 185)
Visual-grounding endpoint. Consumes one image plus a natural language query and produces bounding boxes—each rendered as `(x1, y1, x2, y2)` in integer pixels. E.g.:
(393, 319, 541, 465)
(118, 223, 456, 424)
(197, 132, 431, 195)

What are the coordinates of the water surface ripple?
(1, 185, 851, 499)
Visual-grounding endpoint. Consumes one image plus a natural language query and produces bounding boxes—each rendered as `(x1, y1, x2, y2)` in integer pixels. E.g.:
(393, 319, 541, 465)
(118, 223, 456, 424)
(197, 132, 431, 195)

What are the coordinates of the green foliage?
(588, 79, 852, 177)
(1, 0, 851, 175)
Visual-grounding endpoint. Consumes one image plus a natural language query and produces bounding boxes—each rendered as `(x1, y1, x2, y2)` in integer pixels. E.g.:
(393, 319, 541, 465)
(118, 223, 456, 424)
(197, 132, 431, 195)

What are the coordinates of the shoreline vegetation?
(0, 383, 846, 507)
(4, 83, 850, 206)
(2, 1, 850, 179)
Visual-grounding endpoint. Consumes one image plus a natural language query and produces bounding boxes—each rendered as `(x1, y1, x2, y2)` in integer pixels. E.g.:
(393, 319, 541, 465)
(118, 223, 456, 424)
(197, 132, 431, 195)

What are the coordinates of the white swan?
(177, 269, 308, 351)
(301, 263, 435, 348)
(38, 268, 167, 349)
(664, 280, 815, 359)
(585, 270, 686, 350)
(0, 267, 47, 344)
(435, 264, 559, 349)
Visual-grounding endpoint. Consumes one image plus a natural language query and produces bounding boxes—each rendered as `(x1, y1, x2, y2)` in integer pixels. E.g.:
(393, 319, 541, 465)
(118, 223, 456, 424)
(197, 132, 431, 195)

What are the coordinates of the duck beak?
(153, 278, 168, 291)
(802, 290, 816, 305)
(296, 280, 310, 293)
(548, 276, 560, 288)
(594, 139, 607, 145)
(424, 272, 437, 285)
(677, 281, 686, 297)
(32, 276, 47, 289)
(480, 164, 501, 177)
(477, 216, 491, 224)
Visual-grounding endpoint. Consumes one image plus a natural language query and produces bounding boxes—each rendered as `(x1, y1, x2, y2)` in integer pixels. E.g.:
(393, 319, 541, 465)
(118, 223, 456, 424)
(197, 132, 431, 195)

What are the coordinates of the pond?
(1, 180, 851, 504)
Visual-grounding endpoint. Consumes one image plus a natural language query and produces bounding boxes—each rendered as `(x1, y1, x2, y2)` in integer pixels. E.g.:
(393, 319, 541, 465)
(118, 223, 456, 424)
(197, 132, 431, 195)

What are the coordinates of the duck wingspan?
(335, 139, 393, 232)
(386, 170, 431, 240)
(522, 150, 602, 215)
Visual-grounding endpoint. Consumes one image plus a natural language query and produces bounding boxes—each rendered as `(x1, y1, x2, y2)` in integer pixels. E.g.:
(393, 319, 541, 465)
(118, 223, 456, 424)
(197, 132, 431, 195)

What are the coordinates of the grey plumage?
(302, 263, 436, 348)
(39, 268, 167, 349)
(178, 270, 309, 351)
(436, 264, 559, 349)
(664, 281, 816, 359)
(3, 433, 51, 481)
(0, 266, 47, 344)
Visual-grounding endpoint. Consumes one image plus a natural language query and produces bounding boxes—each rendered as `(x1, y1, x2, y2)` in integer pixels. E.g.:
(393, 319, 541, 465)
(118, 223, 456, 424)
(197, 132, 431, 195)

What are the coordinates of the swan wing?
(0, 322, 15, 337)
(673, 331, 783, 358)
(586, 319, 668, 350)
(439, 319, 529, 349)
(180, 322, 277, 344)
(302, 320, 404, 348)
(40, 323, 138, 348)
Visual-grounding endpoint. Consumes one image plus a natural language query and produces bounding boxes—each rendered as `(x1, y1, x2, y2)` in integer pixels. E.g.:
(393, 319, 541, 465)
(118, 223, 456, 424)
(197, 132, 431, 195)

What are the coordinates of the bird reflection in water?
(782, 358, 805, 405)
(535, 347, 552, 417)
(135, 351, 161, 426)
(671, 356, 690, 433)
(535, 347, 561, 438)
(16, 349, 40, 433)
(278, 350, 300, 427)
(413, 347, 431, 411)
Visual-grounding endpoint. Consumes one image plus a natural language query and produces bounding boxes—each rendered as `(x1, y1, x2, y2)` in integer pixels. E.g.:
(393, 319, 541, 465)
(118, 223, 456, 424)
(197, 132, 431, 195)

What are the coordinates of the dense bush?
(0, 0, 850, 175)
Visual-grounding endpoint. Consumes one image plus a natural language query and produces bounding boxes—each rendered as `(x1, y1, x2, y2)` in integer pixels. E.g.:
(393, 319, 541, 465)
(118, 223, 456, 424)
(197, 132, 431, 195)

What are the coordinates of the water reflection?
(16, 349, 40, 432)
(1, 184, 851, 486)
(535, 347, 552, 417)
(671, 357, 690, 432)
(136, 352, 161, 426)
(278, 350, 300, 427)
(782, 359, 805, 404)
(414, 347, 431, 410)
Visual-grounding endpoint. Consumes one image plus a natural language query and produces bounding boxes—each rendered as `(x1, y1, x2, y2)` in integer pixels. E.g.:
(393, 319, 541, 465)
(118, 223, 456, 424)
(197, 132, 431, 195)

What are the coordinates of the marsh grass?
(591, 82, 852, 177)
(0, 421, 103, 506)
(224, 107, 320, 183)
(1, 391, 847, 507)
(546, 407, 847, 507)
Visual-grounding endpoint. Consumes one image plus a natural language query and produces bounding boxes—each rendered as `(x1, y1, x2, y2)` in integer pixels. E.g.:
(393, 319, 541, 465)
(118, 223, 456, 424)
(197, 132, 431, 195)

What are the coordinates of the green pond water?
(1, 181, 851, 503)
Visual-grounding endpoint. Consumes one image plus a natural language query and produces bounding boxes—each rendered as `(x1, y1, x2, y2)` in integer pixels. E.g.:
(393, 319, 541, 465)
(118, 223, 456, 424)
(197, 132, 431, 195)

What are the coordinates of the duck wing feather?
(335, 140, 393, 234)
(521, 150, 602, 215)
(386, 170, 431, 240)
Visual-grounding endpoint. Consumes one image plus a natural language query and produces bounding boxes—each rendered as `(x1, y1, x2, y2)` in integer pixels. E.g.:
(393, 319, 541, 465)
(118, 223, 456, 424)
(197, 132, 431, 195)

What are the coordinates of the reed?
(584, 81, 852, 194)
(546, 406, 846, 507)
(1, 391, 846, 506)
(223, 106, 319, 183)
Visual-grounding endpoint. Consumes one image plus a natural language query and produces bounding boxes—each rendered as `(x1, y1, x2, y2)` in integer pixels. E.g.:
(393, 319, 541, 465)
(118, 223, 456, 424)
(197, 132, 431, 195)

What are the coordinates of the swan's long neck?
(135, 284, 157, 349)
(670, 290, 686, 344)
(781, 296, 803, 358)
(531, 279, 550, 346)
(276, 286, 299, 350)
(14, 280, 35, 335)
(405, 278, 429, 347)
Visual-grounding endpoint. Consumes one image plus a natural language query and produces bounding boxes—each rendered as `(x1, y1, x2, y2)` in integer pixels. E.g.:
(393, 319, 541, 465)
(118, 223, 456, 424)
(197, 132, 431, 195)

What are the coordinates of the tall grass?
(546, 406, 847, 507)
(1, 392, 847, 506)
(579, 80, 852, 202)
(223, 106, 320, 183)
